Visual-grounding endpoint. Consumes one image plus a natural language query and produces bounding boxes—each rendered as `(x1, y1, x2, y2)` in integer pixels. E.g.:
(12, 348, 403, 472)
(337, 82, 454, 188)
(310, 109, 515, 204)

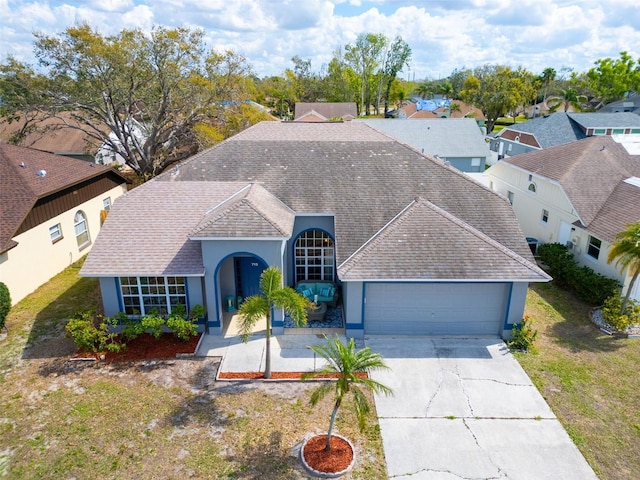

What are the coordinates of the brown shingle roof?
(0, 112, 101, 154)
(0, 143, 121, 253)
(294, 103, 357, 121)
(503, 136, 640, 242)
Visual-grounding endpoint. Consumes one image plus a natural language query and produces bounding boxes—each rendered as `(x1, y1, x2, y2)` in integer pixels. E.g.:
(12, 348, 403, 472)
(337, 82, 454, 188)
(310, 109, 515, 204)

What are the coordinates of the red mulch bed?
(302, 434, 354, 474)
(218, 371, 369, 380)
(73, 332, 202, 362)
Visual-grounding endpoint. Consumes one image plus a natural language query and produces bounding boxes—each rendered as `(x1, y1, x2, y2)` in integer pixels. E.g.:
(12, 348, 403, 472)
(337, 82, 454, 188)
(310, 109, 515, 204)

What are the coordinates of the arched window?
(528, 182, 537, 193)
(294, 230, 334, 282)
(74, 210, 90, 249)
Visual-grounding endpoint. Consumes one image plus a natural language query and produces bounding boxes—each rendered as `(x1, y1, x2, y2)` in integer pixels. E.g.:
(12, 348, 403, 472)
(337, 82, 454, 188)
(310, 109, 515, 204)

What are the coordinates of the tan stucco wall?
(0, 184, 127, 305)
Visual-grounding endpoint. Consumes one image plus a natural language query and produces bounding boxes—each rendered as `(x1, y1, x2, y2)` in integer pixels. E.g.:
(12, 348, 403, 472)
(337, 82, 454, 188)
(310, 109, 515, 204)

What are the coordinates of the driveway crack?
(424, 338, 444, 416)
(462, 418, 510, 479)
(389, 467, 505, 479)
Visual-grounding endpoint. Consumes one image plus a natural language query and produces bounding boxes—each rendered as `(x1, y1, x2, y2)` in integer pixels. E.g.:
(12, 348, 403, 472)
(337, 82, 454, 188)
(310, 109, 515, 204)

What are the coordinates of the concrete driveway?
(365, 336, 598, 480)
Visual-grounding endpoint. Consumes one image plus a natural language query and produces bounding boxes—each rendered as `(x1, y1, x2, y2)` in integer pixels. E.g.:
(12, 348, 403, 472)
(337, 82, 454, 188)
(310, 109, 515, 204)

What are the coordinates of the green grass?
(0, 257, 387, 479)
(517, 282, 640, 479)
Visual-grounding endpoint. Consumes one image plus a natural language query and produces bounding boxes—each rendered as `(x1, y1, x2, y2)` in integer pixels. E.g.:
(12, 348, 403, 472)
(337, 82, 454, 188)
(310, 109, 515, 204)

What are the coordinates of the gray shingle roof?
(359, 118, 490, 158)
(568, 112, 640, 128)
(503, 112, 640, 150)
(502, 136, 640, 242)
(140, 121, 546, 282)
(338, 198, 544, 281)
(80, 181, 249, 276)
(191, 183, 295, 238)
(503, 113, 587, 148)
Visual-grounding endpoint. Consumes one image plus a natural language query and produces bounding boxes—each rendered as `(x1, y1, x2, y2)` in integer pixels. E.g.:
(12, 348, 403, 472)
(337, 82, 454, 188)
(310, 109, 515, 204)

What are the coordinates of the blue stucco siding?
(502, 282, 528, 338)
(99, 275, 204, 319)
(342, 281, 364, 338)
(286, 215, 335, 285)
(201, 239, 287, 332)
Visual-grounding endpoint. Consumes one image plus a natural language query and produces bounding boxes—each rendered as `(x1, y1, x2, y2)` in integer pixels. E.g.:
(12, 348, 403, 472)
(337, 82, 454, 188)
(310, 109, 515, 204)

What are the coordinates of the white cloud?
(0, 0, 638, 79)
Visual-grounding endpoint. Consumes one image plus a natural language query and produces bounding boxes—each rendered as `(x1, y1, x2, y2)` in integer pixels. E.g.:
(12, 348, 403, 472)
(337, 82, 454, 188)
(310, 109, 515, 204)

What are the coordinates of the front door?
(235, 257, 266, 299)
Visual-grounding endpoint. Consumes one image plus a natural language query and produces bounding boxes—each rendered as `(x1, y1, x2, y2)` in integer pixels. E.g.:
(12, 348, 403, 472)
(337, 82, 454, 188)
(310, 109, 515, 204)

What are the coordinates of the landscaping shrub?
(65, 311, 123, 354)
(0, 282, 10, 331)
(140, 313, 165, 339)
(537, 243, 620, 305)
(601, 291, 640, 331)
(167, 304, 205, 342)
(506, 315, 538, 352)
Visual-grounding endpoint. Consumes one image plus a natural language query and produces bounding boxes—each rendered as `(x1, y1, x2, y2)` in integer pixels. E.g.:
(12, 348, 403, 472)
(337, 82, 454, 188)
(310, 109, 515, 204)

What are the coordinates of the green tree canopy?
(460, 64, 536, 132)
(2, 24, 254, 179)
(587, 51, 640, 104)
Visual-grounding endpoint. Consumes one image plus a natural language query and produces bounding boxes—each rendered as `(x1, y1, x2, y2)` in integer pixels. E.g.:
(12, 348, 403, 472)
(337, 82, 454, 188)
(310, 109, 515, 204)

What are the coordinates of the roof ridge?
(339, 197, 544, 278)
(243, 183, 296, 236)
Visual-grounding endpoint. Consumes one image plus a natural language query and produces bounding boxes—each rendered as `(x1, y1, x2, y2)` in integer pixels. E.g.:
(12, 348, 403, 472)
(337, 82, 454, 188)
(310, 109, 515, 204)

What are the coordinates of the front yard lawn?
(518, 282, 640, 479)
(0, 259, 386, 479)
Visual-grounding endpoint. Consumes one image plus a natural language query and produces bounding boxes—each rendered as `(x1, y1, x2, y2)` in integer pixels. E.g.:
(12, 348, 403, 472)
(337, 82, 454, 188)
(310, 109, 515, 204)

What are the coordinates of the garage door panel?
(364, 283, 507, 336)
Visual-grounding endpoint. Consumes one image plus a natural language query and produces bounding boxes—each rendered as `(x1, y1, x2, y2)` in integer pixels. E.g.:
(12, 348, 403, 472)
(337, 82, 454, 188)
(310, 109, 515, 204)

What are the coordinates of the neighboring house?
(294, 103, 357, 122)
(597, 95, 640, 114)
(397, 100, 486, 128)
(81, 121, 549, 339)
(0, 112, 101, 162)
(359, 118, 492, 172)
(0, 143, 129, 305)
(485, 134, 640, 301)
(490, 112, 640, 159)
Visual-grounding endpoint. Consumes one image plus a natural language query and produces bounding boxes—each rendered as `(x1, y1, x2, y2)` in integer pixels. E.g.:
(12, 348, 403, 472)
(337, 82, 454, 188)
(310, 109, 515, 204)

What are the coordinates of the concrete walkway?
(197, 334, 598, 479)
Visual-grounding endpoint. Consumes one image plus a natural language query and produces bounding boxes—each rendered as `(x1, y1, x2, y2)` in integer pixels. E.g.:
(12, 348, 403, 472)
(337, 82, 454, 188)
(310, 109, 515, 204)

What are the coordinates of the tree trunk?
(325, 398, 342, 451)
(622, 272, 639, 313)
(264, 310, 272, 379)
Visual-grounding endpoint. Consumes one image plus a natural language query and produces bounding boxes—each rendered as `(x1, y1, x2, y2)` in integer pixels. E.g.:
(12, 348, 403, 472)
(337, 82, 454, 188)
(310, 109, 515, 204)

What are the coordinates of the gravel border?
(590, 307, 640, 337)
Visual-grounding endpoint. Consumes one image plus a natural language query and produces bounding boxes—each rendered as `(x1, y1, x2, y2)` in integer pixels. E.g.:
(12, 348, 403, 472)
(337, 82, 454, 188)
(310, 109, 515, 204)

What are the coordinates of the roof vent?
(37, 170, 47, 177)
(20, 162, 26, 168)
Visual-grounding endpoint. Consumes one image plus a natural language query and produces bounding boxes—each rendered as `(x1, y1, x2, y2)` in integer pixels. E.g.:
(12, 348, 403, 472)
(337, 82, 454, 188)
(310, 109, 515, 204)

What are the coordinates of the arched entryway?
(214, 252, 268, 335)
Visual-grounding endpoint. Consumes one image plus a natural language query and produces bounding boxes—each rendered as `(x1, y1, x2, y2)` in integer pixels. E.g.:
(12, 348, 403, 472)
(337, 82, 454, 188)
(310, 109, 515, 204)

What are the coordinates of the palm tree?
(607, 222, 640, 312)
(302, 335, 393, 451)
(238, 266, 311, 378)
(547, 87, 588, 112)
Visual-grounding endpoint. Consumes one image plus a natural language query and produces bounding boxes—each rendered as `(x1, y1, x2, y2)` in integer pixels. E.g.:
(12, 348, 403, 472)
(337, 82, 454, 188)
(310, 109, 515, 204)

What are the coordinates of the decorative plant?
(238, 266, 311, 378)
(506, 315, 538, 352)
(167, 304, 205, 341)
(601, 291, 640, 331)
(0, 282, 10, 332)
(65, 311, 123, 354)
(302, 335, 393, 451)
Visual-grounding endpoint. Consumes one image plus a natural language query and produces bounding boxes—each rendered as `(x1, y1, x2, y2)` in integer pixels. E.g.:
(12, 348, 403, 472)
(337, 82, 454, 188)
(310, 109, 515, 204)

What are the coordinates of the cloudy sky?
(1, 0, 639, 80)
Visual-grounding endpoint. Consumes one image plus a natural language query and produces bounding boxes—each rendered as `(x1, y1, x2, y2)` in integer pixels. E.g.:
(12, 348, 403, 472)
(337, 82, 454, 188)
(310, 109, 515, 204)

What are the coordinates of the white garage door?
(364, 283, 508, 336)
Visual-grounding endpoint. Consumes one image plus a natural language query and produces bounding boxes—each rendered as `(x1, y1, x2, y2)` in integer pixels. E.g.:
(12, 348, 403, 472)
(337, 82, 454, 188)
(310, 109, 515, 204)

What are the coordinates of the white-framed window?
(74, 210, 90, 249)
(541, 209, 549, 224)
(119, 276, 187, 316)
(528, 182, 537, 193)
(49, 223, 62, 243)
(295, 230, 334, 282)
(587, 236, 602, 260)
(507, 191, 514, 205)
(103, 197, 111, 210)
(471, 158, 481, 167)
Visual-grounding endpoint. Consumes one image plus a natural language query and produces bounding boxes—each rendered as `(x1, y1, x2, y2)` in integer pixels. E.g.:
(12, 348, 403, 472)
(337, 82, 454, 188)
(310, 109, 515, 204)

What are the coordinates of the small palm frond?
(351, 385, 371, 431)
(237, 295, 269, 343)
(270, 286, 312, 327)
(259, 266, 282, 301)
